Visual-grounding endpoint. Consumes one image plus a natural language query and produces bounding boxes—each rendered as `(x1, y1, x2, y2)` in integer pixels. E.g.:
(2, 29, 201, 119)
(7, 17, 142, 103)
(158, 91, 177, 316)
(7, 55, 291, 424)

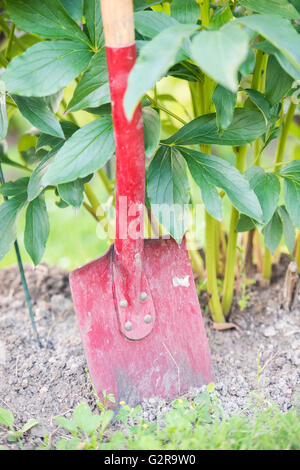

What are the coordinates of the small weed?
(1, 387, 299, 450)
(0, 408, 38, 450)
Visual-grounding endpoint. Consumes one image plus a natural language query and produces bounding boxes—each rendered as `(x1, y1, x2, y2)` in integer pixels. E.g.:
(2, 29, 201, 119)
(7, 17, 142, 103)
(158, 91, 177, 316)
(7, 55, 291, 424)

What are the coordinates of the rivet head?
(144, 314, 152, 324)
(120, 299, 128, 308)
(125, 321, 133, 331)
(140, 292, 148, 302)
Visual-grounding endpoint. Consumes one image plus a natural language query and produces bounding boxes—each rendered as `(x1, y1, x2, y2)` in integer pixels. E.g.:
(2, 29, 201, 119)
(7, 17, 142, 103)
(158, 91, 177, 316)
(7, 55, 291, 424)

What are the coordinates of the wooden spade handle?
(100, 0, 135, 47)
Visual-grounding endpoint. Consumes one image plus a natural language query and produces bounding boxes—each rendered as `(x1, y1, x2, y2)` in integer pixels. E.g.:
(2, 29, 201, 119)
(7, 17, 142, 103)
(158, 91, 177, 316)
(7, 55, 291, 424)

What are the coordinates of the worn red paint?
(69, 44, 214, 405)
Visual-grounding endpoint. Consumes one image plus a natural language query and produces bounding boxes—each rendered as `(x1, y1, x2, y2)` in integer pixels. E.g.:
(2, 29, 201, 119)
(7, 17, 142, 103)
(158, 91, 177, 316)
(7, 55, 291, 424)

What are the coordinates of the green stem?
(263, 101, 296, 280)
(97, 168, 113, 196)
(262, 248, 272, 281)
(205, 211, 225, 322)
(199, 0, 210, 27)
(190, 0, 224, 322)
(275, 102, 297, 164)
(4, 22, 15, 60)
(251, 46, 268, 166)
(84, 183, 99, 213)
(145, 94, 187, 125)
(0, 164, 41, 347)
(222, 146, 247, 316)
(0, 51, 8, 68)
(0, 17, 25, 52)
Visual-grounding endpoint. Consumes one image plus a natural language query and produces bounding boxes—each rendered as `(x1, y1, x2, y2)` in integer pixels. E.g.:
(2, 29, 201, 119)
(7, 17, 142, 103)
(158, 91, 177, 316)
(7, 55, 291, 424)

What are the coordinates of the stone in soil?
(0, 263, 299, 449)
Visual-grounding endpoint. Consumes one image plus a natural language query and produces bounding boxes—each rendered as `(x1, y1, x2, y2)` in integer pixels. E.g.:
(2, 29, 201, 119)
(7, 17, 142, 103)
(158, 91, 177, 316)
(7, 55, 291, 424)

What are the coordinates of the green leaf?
(236, 15, 300, 73)
(73, 403, 101, 435)
(134, 0, 162, 10)
(239, 0, 299, 19)
(265, 55, 294, 106)
(17, 134, 41, 166)
(83, 0, 102, 47)
(67, 50, 109, 113)
(283, 179, 300, 228)
(134, 11, 178, 38)
(212, 85, 237, 133)
(191, 23, 249, 92)
(36, 121, 79, 151)
(278, 205, 295, 253)
(24, 194, 49, 265)
(195, 171, 223, 221)
(244, 89, 271, 125)
(236, 214, 256, 232)
(146, 145, 190, 242)
(167, 61, 203, 82)
(143, 107, 161, 158)
(287, 0, 300, 14)
(210, 5, 233, 30)
(124, 24, 197, 120)
(180, 147, 263, 222)
(0, 93, 8, 140)
(245, 167, 280, 223)
(0, 153, 31, 172)
(262, 209, 283, 253)
(255, 41, 300, 81)
(101, 410, 114, 430)
(279, 159, 300, 180)
(61, 0, 83, 23)
(43, 117, 114, 185)
(12, 95, 64, 138)
(239, 49, 256, 76)
(55, 416, 78, 433)
(20, 419, 39, 435)
(171, 0, 200, 24)
(0, 194, 27, 261)
(164, 108, 266, 146)
(3, 41, 93, 97)
(7, 0, 89, 44)
(57, 179, 85, 209)
(27, 144, 64, 201)
(0, 409, 14, 429)
(0, 177, 29, 197)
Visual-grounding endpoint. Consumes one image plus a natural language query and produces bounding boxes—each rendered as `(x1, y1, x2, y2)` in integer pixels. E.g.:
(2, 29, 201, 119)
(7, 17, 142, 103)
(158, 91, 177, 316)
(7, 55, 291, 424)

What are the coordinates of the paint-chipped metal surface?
(70, 238, 214, 407)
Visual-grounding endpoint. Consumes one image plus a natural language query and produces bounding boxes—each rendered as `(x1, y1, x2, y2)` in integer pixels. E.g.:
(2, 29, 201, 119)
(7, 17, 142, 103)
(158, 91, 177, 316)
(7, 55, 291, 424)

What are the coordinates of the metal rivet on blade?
(125, 321, 133, 331)
(120, 299, 128, 308)
(144, 314, 152, 324)
(140, 292, 148, 302)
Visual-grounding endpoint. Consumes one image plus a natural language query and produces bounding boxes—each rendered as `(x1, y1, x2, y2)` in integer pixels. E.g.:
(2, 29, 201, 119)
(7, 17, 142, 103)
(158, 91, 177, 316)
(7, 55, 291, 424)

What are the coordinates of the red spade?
(70, 0, 214, 406)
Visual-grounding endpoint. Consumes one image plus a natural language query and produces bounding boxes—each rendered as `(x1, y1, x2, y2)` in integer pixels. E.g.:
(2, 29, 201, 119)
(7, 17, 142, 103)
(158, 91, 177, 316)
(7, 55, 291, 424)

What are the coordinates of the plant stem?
(190, 0, 224, 321)
(275, 102, 297, 164)
(97, 168, 113, 195)
(4, 22, 15, 60)
(222, 146, 247, 315)
(145, 94, 187, 125)
(84, 183, 100, 213)
(0, 164, 41, 347)
(189, 248, 204, 279)
(262, 248, 272, 281)
(205, 211, 225, 322)
(248, 44, 268, 274)
(263, 101, 296, 281)
(199, 0, 210, 27)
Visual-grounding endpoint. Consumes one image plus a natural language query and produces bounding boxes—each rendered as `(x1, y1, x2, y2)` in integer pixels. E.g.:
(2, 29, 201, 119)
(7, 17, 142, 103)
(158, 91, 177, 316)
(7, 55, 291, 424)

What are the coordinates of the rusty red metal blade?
(70, 238, 214, 406)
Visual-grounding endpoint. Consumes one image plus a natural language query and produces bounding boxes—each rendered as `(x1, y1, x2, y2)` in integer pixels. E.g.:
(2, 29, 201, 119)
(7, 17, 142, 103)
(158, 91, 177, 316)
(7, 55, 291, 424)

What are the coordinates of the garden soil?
(0, 258, 299, 448)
